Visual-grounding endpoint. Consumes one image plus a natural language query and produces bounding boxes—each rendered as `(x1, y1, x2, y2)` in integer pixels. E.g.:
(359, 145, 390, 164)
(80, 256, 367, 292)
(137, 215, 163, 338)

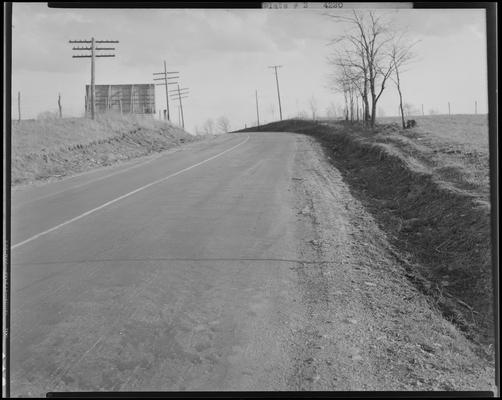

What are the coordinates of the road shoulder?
(288, 133, 495, 391)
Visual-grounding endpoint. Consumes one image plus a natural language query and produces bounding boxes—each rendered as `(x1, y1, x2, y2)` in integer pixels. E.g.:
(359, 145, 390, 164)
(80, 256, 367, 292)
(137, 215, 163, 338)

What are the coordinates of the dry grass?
(239, 117, 495, 356)
(11, 113, 197, 185)
(374, 114, 490, 202)
(12, 113, 186, 155)
(378, 114, 489, 149)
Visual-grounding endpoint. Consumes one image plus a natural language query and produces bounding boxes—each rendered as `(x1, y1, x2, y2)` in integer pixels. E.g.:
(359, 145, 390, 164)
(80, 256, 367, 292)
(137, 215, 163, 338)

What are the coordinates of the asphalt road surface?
(10, 132, 313, 395)
(10, 130, 497, 395)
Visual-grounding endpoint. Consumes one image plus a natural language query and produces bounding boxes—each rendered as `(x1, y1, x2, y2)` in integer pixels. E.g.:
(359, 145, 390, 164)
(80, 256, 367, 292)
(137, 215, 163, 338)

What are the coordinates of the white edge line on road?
(12, 134, 250, 250)
(12, 134, 238, 208)
(12, 155, 161, 208)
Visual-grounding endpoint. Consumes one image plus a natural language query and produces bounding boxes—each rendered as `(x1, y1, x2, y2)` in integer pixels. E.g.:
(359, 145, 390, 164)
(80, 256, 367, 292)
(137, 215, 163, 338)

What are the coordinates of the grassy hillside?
(11, 113, 198, 185)
(239, 116, 494, 354)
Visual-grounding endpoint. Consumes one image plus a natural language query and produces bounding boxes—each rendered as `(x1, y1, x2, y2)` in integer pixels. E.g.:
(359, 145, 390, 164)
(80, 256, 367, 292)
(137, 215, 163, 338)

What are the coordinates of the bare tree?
(216, 116, 231, 133)
(58, 93, 62, 118)
(326, 102, 337, 119)
(309, 96, 318, 121)
(389, 35, 418, 128)
(403, 102, 415, 117)
(203, 118, 214, 135)
(329, 64, 354, 122)
(328, 39, 368, 124)
(343, 84, 349, 121)
(336, 104, 345, 119)
(327, 10, 396, 129)
(297, 110, 308, 120)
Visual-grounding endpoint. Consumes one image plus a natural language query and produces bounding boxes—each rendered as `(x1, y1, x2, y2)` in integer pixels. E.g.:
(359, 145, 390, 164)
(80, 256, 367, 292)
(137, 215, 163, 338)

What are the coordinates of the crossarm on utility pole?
(69, 36, 118, 119)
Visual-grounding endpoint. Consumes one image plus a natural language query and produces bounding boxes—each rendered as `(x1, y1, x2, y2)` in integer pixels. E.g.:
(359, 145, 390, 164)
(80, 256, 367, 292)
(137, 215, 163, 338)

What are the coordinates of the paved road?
(10, 132, 311, 395)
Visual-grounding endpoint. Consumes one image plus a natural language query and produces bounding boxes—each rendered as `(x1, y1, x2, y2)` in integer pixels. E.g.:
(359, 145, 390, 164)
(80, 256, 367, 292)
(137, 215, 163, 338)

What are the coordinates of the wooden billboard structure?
(85, 84, 155, 116)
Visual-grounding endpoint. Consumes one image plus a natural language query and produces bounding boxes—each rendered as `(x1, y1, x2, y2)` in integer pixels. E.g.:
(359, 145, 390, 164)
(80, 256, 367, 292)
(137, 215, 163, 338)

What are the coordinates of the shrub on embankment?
(11, 113, 198, 185)
(239, 119, 495, 354)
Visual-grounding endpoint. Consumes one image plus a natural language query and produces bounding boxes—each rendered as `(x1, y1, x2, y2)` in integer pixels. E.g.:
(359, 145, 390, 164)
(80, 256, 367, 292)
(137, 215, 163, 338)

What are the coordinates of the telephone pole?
(255, 90, 260, 126)
(153, 61, 179, 121)
(69, 37, 118, 120)
(169, 85, 189, 129)
(268, 65, 283, 120)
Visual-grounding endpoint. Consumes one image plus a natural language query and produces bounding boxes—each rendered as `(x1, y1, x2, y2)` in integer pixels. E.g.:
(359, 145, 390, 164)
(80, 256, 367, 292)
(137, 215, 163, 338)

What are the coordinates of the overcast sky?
(11, 3, 488, 133)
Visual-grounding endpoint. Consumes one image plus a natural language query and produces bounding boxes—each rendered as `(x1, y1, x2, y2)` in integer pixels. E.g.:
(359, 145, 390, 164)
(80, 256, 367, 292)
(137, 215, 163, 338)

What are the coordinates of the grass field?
(11, 113, 198, 185)
(371, 114, 490, 203)
(378, 114, 489, 149)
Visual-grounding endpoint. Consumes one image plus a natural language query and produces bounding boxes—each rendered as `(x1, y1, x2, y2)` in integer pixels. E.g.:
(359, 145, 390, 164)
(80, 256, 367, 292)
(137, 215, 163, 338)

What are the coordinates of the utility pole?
(58, 93, 62, 118)
(177, 84, 185, 129)
(17, 91, 21, 122)
(169, 85, 189, 129)
(255, 90, 260, 126)
(475, 100, 477, 115)
(268, 65, 283, 120)
(91, 37, 95, 118)
(448, 102, 451, 116)
(69, 37, 118, 120)
(153, 61, 179, 121)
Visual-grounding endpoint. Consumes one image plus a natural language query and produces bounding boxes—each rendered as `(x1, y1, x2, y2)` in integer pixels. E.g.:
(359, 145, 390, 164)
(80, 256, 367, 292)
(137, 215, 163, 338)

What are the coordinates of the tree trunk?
(369, 67, 376, 129)
(371, 94, 377, 129)
(344, 90, 349, 121)
(58, 93, 62, 118)
(363, 77, 370, 127)
(395, 65, 405, 129)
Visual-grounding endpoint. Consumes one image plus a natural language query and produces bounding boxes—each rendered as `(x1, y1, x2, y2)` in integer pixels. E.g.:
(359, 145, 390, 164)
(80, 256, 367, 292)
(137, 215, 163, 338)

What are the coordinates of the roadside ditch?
(240, 120, 495, 360)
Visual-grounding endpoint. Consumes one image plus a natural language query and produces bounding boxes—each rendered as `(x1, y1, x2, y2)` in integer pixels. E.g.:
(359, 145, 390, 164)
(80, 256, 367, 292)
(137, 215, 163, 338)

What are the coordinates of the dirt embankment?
(288, 134, 494, 391)
(240, 119, 495, 356)
(11, 114, 199, 186)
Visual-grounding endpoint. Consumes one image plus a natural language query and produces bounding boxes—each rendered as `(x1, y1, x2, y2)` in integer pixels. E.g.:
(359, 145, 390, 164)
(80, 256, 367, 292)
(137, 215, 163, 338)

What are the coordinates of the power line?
(69, 37, 119, 119)
(175, 84, 187, 129)
(169, 88, 189, 94)
(268, 65, 283, 121)
(167, 85, 189, 129)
